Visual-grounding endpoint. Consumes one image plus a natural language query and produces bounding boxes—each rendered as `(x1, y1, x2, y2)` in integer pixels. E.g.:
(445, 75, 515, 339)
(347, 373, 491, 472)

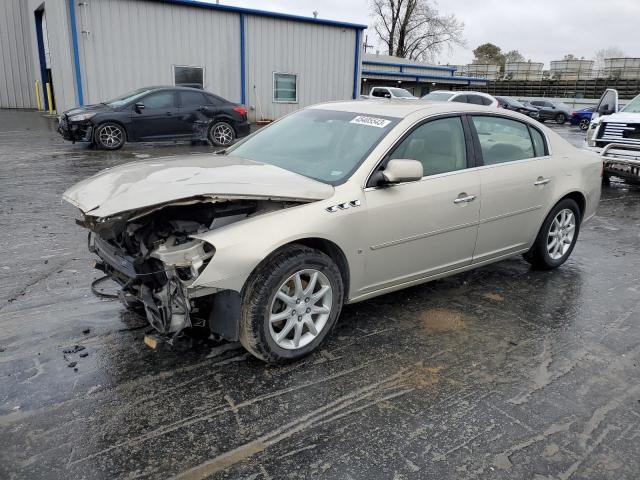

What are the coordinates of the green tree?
(472, 43, 503, 65)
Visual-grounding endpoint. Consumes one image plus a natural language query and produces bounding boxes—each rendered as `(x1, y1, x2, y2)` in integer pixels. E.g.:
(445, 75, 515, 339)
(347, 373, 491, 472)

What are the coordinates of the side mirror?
(384, 93, 392, 99)
(381, 159, 423, 184)
(134, 102, 145, 113)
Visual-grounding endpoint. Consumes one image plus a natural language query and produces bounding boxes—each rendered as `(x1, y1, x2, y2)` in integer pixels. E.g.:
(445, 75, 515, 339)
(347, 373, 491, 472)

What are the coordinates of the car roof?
(311, 99, 519, 118)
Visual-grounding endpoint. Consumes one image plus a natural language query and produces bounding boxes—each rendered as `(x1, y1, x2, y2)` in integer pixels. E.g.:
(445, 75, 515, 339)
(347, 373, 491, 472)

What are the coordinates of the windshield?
(389, 87, 414, 98)
(106, 88, 154, 107)
(422, 92, 455, 101)
(227, 109, 399, 184)
(621, 94, 640, 113)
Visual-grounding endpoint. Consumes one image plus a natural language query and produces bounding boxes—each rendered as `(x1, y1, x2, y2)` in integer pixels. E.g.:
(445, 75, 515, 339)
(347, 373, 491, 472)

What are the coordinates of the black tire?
(208, 121, 236, 147)
(555, 113, 566, 125)
(523, 198, 581, 270)
(239, 245, 344, 364)
(94, 122, 126, 150)
(579, 118, 590, 131)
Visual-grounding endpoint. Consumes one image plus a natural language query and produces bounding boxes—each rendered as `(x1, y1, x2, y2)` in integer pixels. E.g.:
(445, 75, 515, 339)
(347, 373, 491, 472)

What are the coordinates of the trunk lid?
(63, 154, 334, 218)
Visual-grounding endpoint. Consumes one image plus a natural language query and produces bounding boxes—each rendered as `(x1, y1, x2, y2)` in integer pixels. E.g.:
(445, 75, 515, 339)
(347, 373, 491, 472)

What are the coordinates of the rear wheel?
(524, 198, 581, 270)
(239, 245, 343, 363)
(208, 121, 236, 147)
(555, 113, 566, 124)
(94, 122, 126, 150)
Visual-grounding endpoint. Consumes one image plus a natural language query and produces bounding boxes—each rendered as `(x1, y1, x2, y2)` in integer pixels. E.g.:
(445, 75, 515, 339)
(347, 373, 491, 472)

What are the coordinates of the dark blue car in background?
(570, 106, 595, 130)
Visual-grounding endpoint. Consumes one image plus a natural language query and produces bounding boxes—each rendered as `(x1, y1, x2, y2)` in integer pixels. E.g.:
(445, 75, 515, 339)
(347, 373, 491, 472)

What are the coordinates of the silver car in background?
(64, 101, 602, 363)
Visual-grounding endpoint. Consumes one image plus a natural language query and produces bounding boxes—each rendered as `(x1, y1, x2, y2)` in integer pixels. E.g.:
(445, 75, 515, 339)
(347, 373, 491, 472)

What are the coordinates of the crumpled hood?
(63, 103, 111, 117)
(63, 154, 335, 218)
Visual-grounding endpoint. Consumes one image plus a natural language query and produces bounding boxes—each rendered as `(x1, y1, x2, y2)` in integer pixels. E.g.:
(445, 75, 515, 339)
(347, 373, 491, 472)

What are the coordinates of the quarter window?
(273, 73, 297, 103)
(471, 116, 535, 165)
(389, 117, 467, 177)
(529, 127, 547, 156)
(174, 66, 204, 89)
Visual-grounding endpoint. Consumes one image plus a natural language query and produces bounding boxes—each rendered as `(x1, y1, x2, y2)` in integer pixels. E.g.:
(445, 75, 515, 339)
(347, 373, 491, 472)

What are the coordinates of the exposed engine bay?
(80, 198, 297, 342)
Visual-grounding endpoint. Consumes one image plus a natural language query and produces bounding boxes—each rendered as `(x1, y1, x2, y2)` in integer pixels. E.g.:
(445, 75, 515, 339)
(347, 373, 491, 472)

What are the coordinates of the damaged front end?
(82, 199, 281, 342)
(58, 113, 94, 143)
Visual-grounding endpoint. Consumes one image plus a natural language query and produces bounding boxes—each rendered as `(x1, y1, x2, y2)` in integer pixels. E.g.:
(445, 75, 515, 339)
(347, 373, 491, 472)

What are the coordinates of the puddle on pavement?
(421, 308, 470, 332)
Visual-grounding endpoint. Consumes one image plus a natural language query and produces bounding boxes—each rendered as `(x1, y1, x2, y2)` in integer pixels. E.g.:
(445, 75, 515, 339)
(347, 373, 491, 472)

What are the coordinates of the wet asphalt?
(1, 110, 639, 480)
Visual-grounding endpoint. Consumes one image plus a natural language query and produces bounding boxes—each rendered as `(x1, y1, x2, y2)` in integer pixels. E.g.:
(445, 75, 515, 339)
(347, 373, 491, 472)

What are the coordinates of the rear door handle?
(166, 112, 173, 116)
(534, 177, 551, 186)
(454, 194, 476, 204)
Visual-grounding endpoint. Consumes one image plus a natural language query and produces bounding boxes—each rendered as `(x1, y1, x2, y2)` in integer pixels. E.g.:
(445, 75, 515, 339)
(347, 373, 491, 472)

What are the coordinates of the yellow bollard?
(45, 82, 54, 114)
(35, 80, 43, 111)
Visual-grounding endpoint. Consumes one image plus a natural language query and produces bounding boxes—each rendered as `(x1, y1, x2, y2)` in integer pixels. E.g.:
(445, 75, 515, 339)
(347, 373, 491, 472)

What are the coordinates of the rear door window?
(180, 91, 206, 107)
(480, 97, 493, 106)
(471, 116, 535, 165)
(467, 95, 485, 105)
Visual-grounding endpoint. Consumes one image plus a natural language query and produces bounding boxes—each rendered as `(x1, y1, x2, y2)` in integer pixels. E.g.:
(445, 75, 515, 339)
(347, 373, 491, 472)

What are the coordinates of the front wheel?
(94, 122, 126, 150)
(555, 113, 566, 125)
(239, 245, 343, 363)
(208, 121, 236, 147)
(579, 118, 590, 130)
(524, 198, 581, 270)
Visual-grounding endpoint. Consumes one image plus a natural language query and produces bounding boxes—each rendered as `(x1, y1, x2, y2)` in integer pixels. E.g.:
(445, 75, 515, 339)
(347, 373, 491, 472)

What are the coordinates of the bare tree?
(370, 0, 465, 62)
(594, 46, 626, 70)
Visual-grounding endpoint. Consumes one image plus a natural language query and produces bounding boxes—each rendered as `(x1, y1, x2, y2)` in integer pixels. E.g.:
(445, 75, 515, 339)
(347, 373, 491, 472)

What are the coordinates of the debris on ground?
(67, 361, 77, 368)
(79, 352, 88, 358)
(82, 328, 91, 334)
(63, 345, 85, 354)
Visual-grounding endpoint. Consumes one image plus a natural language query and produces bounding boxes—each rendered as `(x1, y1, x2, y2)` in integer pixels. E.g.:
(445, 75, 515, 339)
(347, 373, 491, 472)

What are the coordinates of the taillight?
(233, 106, 247, 116)
(571, 112, 577, 117)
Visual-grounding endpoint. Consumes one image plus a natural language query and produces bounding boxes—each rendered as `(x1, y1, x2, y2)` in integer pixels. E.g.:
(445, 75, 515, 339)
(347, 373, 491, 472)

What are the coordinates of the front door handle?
(166, 112, 173, 116)
(454, 194, 476, 204)
(534, 177, 551, 186)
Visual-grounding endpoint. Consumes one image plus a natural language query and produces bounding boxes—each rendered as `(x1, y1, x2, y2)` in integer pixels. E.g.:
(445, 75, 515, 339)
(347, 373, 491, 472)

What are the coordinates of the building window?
(174, 66, 204, 89)
(273, 73, 297, 103)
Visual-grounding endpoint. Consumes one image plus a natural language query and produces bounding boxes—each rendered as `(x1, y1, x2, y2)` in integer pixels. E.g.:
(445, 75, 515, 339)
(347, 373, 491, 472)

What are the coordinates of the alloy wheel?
(547, 209, 576, 260)
(268, 269, 333, 350)
(99, 125, 123, 148)
(212, 124, 234, 145)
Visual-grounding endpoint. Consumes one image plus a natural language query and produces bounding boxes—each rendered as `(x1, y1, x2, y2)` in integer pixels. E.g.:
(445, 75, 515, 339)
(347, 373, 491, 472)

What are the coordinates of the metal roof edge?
(150, 0, 368, 29)
(362, 69, 488, 83)
(363, 59, 456, 72)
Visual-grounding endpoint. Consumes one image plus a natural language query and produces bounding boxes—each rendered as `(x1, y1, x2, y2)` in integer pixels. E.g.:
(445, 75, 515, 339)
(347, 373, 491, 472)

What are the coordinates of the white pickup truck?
(363, 86, 418, 100)
(588, 89, 640, 183)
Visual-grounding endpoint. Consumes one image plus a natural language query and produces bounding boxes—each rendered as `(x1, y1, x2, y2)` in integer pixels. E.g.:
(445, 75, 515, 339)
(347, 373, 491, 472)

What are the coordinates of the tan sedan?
(64, 101, 602, 363)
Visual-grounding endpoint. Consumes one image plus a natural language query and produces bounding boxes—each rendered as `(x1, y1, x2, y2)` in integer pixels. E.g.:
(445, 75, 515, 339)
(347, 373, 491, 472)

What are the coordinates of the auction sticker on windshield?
(350, 116, 392, 128)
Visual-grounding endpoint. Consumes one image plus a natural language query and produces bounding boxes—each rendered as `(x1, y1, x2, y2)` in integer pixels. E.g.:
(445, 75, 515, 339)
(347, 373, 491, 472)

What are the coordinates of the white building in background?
(361, 54, 488, 97)
(0, 0, 365, 121)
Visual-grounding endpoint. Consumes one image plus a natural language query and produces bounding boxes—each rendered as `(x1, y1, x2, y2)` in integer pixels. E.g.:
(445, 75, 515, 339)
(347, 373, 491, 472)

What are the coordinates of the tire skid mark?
(174, 369, 414, 480)
(68, 359, 381, 465)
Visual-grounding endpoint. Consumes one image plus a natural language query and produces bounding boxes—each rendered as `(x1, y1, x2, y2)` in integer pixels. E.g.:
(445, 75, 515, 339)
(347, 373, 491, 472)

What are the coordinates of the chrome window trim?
(362, 111, 553, 189)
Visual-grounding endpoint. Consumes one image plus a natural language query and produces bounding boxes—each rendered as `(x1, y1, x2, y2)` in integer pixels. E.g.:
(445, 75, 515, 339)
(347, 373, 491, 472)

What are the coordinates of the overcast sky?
(211, 0, 639, 67)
